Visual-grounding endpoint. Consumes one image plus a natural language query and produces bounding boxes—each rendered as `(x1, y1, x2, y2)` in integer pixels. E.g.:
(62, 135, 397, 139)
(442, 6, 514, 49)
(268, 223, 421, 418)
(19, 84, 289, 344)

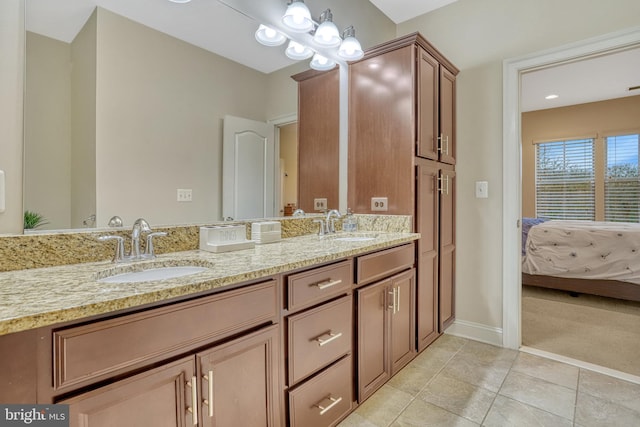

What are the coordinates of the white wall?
(398, 0, 640, 337)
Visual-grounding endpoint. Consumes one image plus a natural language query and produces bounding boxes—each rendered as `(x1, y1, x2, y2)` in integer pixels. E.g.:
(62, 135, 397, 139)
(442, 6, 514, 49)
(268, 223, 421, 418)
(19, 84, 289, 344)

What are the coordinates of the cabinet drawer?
(54, 280, 278, 390)
(288, 295, 352, 385)
(287, 260, 352, 312)
(356, 243, 414, 286)
(289, 355, 354, 427)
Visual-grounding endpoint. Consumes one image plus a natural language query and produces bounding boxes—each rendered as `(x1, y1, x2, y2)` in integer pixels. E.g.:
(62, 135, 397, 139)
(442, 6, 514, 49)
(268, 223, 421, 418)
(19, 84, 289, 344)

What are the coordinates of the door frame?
(502, 26, 640, 349)
(269, 113, 297, 216)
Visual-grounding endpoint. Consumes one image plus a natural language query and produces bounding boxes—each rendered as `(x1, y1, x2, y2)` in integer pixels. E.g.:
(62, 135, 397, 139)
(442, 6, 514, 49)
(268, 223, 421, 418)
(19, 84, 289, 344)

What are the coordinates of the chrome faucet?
(130, 218, 151, 259)
(325, 209, 342, 233)
(99, 218, 166, 263)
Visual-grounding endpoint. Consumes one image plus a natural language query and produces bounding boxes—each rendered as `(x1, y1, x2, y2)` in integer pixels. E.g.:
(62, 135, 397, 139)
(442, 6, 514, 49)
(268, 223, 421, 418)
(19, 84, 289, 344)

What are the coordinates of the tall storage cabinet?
(292, 68, 340, 213)
(349, 33, 458, 350)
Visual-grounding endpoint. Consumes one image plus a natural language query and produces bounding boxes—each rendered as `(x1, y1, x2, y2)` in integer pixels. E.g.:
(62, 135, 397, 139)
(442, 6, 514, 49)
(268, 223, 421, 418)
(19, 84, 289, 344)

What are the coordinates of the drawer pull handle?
(203, 370, 214, 418)
(186, 376, 198, 425)
(315, 331, 343, 346)
(315, 279, 342, 290)
(315, 396, 343, 415)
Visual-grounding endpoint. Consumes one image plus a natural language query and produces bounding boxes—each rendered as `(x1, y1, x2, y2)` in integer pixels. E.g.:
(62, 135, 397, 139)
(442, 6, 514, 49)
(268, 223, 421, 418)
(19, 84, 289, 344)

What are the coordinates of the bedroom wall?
(522, 95, 640, 218)
(397, 0, 640, 341)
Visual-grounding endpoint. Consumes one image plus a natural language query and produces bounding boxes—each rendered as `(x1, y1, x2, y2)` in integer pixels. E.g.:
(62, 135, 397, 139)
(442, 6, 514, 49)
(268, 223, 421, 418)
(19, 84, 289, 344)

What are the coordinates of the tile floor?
(338, 335, 640, 426)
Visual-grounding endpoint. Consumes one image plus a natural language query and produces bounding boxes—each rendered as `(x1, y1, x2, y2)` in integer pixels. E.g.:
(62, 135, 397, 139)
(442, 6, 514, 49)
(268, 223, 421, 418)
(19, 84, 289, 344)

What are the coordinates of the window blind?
(605, 134, 640, 222)
(535, 139, 595, 220)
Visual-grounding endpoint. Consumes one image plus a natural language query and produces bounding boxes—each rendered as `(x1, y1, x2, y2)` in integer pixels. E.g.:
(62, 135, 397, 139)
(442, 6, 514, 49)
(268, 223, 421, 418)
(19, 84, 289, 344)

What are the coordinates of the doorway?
(502, 27, 640, 356)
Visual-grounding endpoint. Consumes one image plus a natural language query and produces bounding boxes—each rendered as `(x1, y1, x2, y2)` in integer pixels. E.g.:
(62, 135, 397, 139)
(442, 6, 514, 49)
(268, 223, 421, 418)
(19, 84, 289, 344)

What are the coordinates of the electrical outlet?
(177, 189, 193, 202)
(371, 197, 388, 211)
(314, 198, 327, 211)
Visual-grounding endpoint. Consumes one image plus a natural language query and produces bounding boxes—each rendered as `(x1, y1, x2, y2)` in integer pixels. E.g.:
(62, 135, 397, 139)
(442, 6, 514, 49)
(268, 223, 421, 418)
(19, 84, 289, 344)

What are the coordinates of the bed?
(521, 218, 640, 301)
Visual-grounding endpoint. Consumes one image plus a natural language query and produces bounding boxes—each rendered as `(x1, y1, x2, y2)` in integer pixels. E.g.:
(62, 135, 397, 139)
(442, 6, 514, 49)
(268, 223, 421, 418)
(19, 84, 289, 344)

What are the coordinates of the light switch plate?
(475, 181, 488, 198)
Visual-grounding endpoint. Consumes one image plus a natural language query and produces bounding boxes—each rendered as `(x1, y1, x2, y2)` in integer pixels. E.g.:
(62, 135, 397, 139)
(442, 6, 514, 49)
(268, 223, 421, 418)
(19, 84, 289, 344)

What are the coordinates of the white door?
(222, 115, 276, 220)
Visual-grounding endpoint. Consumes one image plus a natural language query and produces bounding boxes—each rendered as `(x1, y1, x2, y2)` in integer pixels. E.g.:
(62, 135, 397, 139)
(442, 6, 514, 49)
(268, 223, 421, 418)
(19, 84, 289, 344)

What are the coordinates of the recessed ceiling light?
(168, 0, 191, 3)
(545, 94, 559, 100)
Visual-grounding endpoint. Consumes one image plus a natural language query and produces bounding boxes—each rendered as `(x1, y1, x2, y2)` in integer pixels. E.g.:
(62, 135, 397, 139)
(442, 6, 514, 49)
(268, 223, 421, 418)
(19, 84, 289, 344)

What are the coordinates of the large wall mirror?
(24, 0, 303, 232)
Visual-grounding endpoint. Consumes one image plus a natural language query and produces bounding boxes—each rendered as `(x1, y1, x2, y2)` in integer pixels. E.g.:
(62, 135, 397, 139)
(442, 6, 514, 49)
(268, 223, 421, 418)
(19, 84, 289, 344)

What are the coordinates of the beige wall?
(398, 0, 640, 330)
(24, 32, 72, 230)
(95, 8, 271, 227)
(522, 95, 640, 218)
(0, 0, 24, 234)
(279, 123, 298, 209)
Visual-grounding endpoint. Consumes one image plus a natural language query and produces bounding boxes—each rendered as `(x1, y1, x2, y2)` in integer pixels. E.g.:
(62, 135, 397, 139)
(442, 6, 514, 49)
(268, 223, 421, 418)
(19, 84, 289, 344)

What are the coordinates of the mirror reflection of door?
(222, 115, 276, 220)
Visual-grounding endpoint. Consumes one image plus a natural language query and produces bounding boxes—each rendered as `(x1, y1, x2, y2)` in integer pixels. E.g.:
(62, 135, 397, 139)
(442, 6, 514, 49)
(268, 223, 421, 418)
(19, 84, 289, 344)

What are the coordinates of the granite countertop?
(0, 232, 419, 336)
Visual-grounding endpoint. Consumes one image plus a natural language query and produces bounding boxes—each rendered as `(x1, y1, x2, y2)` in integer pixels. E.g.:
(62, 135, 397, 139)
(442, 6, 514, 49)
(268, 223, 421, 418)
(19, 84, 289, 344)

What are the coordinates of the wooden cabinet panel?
(197, 325, 281, 427)
(439, 167, 456, 330)
(286, 260, 352, 312)
(356, 244, 414, 286)
(288, 295, 352, 385)
(0, 329, 37, 403)
(417, 48, 439, 161)
(357, 279, 389, 401)
(439, 67, 456, 165)
(390, 269, 417, 375)
(54, 280, 278, 391)
(62, 357, 195, 427)
(416, 160, 439, 350)
(348, 46, 415, 215)
(288, 356, 354, 427)
(294, 69, 340, 212)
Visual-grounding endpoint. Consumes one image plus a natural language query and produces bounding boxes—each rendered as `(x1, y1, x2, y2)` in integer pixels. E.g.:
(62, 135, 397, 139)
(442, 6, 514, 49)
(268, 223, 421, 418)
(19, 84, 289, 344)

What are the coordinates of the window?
(535, 139, 595, 220)
(605, 134, 640, 222)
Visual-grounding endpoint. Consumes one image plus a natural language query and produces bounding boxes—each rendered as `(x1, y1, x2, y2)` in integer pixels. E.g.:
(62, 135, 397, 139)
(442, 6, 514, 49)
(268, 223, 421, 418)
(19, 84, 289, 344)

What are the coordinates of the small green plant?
(24, 210, 49, 229)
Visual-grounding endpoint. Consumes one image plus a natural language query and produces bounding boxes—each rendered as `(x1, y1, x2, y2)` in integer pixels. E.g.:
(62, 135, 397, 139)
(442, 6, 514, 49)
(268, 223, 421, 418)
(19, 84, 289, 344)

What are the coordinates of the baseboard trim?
(444, 319, 503, 347)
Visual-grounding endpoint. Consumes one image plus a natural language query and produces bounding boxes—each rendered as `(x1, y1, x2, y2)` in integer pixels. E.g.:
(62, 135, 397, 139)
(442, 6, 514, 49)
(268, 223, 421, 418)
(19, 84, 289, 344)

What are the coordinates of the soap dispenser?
(343, 209, 358, 232)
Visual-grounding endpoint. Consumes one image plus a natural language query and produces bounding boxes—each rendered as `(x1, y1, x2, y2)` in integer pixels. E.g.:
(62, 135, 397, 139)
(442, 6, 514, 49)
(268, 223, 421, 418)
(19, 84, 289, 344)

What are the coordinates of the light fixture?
(255, 25, 286, 47)
(282, 0, 314, 33)
(286, 40, 314, 60)
(313, 9, 341, 48)
(310, 53, 336, 71)
(168, 0, 192, 3)
(256, 2, 364, 71)
(338, 26, 364, 61)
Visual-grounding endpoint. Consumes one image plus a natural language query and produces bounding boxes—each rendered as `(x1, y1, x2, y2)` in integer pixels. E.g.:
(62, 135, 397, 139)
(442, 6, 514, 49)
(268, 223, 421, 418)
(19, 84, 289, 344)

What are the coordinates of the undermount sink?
(98, 266, 209, 283)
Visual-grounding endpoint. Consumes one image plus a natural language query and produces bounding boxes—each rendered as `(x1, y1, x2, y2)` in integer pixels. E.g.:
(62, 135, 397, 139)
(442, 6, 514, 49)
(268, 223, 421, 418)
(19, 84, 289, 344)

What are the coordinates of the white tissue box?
(200, 225, 255, 253)
(251, 221, 281, 244)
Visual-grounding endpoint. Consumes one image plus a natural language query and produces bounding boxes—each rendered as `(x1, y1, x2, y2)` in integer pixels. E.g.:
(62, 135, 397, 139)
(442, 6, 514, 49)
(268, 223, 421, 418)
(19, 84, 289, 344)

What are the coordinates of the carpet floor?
(522, 285, 640, 377)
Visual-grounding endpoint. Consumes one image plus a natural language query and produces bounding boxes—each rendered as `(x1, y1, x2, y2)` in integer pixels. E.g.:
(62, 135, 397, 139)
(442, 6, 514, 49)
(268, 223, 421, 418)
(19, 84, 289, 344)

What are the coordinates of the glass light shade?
(310, 53, 336, 71)
(338, 36, 364, 60)
(282, 0, 313, 33)
(255, 25, 286, 47)
(313, 21, 341, 47)
(285, 40, 314, 60)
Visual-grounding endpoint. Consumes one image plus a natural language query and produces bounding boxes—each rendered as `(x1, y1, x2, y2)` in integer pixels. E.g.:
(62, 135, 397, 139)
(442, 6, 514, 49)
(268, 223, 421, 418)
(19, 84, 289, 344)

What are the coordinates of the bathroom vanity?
(0, 230, 419, 427)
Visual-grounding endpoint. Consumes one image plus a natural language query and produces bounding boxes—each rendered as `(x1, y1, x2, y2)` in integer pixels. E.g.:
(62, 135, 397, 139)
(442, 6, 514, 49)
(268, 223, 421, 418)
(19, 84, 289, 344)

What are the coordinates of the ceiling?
(26, 0, 640, 111)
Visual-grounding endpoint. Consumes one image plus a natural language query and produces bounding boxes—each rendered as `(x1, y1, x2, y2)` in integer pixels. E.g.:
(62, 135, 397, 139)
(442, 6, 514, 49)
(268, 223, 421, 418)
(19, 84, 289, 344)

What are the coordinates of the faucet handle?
(144, 232, 168, 258)
(98, 235, 125, 263)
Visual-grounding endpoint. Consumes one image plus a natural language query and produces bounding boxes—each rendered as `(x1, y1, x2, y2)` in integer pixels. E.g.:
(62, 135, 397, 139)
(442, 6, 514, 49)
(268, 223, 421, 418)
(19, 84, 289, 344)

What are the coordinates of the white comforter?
(522, 220, 640, 285)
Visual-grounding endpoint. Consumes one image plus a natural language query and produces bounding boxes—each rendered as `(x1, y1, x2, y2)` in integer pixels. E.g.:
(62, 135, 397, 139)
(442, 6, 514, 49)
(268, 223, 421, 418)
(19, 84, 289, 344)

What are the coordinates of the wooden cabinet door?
(417, 48, 439, 161)
(197, 325, 281, 427)
(389, 269, 417, 375)
(416, 161, 440, 350)
(357, 279, 390, 402)
(439, 67, 456, 165)
(439, 166, 456, 330)
(62, 357, 196, 427)
(294, 69, 340, 213)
